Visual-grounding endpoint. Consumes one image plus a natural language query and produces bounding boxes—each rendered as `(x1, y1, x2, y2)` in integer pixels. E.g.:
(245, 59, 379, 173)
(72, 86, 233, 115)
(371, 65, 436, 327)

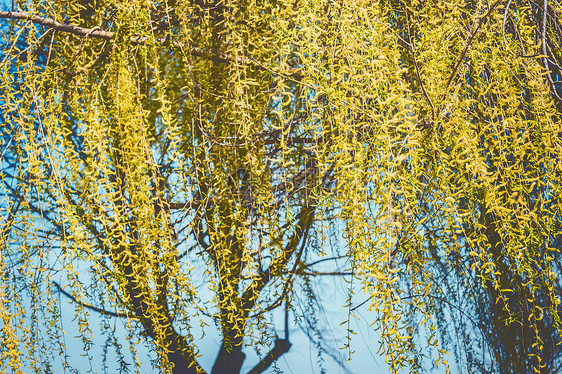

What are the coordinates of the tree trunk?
(165, 338, 207, 374)
(211, 342, 246, 374)
(169, 350, 205, 374)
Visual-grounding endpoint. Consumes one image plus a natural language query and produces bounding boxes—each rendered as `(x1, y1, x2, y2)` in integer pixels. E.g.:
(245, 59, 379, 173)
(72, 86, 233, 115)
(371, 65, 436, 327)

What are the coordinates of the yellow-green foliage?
(0, 0, 561, 373)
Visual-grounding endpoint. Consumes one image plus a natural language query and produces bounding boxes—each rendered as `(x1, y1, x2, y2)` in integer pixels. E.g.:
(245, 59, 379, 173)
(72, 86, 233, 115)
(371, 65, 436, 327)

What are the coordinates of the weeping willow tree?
(1, 0, 562, 373)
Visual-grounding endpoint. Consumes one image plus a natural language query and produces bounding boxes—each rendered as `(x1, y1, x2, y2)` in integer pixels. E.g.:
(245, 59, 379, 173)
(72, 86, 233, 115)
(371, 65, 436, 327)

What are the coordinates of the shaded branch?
(445, 0, 503, 90)
(271, 160, 318, 195)
(298, 271, 353, 276)
(304, 255, 346, 268)
(405, 11, 435, 121)
(247, 338, 291, 374)
(241, 205, 315, 316)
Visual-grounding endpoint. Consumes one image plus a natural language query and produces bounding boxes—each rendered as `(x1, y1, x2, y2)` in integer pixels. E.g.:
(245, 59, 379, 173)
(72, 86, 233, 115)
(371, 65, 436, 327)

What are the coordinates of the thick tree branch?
(0, 11, 230, 59)
(247, 338, 291, 374)
(272, 160, 318, 195)
(0, 11, 113, 38)
(241, 204, 315, 315)
(0, 11, 302, 79)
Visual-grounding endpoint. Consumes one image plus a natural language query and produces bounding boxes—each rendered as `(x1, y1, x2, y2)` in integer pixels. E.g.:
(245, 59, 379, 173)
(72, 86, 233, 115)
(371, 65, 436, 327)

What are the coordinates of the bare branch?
(0, 11, 303, 80)
(52, 281, 133, 319)
(304, 255, 346, 268)
(0, 11, 113, 39)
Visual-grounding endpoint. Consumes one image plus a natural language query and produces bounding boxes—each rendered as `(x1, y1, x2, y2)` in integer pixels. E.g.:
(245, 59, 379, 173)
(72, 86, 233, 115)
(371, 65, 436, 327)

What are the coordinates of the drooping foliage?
(1, 0, 561, 373)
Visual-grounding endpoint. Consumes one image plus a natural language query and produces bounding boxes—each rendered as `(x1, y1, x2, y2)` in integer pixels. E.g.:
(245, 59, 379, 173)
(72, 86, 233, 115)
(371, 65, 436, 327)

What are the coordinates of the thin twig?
(502, 0, 514, 45)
